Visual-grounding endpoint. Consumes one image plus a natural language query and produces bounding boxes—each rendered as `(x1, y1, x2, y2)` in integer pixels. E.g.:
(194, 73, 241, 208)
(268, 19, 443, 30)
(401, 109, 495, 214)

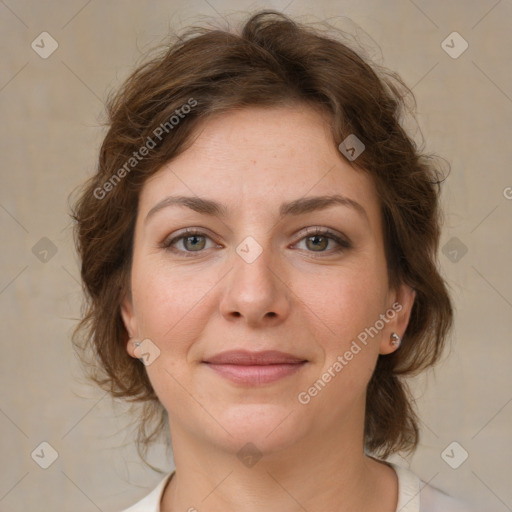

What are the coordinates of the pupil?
(186, 236, 203, 250)
(309, 235, 326, 250)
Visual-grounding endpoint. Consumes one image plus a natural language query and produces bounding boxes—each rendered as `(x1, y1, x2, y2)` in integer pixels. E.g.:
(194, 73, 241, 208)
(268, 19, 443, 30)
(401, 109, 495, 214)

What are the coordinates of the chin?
(205, 403, 306, 455)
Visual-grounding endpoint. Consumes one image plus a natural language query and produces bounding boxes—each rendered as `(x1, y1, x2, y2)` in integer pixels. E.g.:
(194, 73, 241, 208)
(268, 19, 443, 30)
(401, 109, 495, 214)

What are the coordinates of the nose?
(218, 238, 291, 328)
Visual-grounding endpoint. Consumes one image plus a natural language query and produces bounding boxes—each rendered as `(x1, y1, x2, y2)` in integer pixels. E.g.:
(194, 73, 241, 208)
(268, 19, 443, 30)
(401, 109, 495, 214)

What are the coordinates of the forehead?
(138, 105, 380, 227)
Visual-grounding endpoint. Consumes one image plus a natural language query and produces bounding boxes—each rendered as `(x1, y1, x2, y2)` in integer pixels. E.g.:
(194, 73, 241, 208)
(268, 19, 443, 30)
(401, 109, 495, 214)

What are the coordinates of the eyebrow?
(144, 193, 369, 225)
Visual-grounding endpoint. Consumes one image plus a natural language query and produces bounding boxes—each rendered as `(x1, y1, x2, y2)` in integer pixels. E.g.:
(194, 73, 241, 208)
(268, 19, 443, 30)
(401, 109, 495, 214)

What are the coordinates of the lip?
(204, 350, 307, 365)
(202, 350, 308, 385)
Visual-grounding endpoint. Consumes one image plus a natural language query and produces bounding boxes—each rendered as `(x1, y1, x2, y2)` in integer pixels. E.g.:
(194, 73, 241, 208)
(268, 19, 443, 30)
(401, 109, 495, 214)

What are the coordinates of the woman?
(71, 10, 474, 512)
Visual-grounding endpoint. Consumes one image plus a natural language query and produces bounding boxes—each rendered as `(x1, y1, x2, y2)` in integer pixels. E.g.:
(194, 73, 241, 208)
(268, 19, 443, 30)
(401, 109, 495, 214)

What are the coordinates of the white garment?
(120, 462, 474, 512)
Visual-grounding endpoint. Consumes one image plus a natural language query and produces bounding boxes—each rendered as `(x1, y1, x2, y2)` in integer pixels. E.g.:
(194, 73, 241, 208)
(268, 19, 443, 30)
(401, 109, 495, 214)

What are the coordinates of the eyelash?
(160, 227, 352, 258)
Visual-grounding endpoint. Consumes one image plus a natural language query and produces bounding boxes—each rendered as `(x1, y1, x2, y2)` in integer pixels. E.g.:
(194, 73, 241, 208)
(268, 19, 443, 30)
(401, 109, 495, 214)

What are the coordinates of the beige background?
(1, 0, 511, 511)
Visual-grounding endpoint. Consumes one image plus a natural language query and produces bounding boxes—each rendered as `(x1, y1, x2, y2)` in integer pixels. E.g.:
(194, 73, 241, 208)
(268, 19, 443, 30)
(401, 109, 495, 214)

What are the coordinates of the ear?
(120, 291, 139, 359)
(379, 283, 416, 355)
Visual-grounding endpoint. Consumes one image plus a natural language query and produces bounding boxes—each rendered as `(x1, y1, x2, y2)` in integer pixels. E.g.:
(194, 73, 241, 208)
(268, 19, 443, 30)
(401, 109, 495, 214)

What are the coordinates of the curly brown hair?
(70, 9, 453, 470)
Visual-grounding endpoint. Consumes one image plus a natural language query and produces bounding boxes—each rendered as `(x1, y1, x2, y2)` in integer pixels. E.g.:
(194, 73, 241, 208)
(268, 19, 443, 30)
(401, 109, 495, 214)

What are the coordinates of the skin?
(121, 104, 416, 512)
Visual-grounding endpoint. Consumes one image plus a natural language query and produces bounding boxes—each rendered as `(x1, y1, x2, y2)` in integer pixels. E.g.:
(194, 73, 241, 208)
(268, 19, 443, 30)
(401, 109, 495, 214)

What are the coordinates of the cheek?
(296, 273, 385, 412)
(296, 260, 388, 397)
(299, 264, 388, 346)
(130, 264, 213, 408)
(130, 261, 215, 351)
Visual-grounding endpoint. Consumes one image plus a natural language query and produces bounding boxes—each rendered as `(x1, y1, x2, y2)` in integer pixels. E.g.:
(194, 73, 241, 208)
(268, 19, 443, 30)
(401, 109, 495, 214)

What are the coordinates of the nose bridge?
(233, 232, 278, 296)
(230, 210, 277, 270)
(219, 229, 289, 324)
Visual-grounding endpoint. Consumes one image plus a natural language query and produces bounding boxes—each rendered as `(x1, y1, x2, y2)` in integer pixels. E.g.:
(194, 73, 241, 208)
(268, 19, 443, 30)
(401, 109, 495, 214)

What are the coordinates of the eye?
(294, 228, 351, 255)
(161, 228, 217, 257)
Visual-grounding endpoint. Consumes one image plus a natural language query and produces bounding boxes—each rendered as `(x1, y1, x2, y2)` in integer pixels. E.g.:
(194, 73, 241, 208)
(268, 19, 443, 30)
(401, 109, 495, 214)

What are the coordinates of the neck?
(160, 421, 398, 512)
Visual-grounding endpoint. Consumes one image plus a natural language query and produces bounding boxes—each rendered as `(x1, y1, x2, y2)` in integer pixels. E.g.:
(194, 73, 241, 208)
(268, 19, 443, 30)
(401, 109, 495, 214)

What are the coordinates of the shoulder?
(420, 482, 477, 512)
(118, 471, 174, 512)
(389, 462, 475, 512)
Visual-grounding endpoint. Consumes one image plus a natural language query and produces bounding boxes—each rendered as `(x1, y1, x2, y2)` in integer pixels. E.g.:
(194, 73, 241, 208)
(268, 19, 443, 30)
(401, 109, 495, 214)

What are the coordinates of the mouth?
(202, 350, 308, 385)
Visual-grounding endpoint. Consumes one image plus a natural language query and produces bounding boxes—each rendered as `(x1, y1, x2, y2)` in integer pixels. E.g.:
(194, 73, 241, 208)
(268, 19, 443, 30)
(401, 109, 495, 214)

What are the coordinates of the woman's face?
(121, 105, 415, 456)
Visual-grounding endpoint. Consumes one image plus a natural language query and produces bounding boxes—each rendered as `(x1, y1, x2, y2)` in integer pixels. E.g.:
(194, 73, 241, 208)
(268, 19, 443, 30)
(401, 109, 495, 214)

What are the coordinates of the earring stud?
(128, 337, 141, 348)
(390, 332, 401, 348)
